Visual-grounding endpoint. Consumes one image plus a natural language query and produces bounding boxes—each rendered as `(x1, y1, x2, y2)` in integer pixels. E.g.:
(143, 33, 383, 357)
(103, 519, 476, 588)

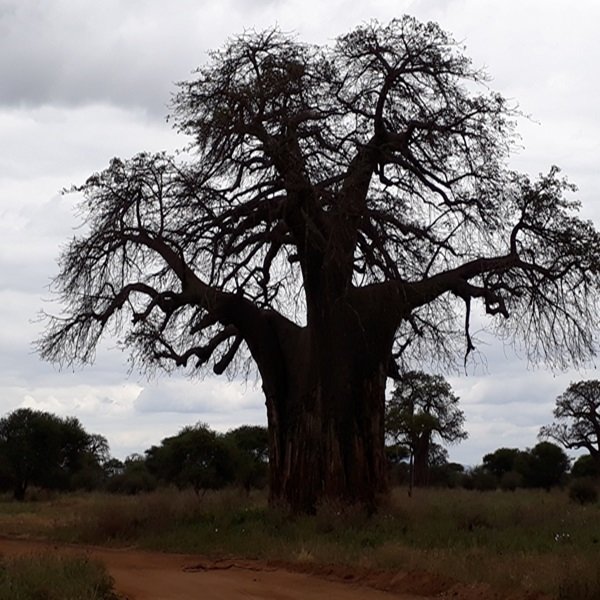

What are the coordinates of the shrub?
(500, 470, 523, 492)
(463, 467, 497, 491)
(0, 553, 117, 599)
(569, 479, 598, 505)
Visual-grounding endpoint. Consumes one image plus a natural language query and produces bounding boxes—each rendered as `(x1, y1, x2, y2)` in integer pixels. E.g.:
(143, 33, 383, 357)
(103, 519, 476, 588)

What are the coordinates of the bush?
(463, 467, 497, 491)
(569, 479, 598, 505)
(572, 455, 600, 479)
(500, 470, 523, 492)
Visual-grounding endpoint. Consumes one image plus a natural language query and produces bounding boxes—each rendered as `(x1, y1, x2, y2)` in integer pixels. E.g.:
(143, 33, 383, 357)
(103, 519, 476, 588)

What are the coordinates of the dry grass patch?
(0, 553, 117, 600)
(3, 486, 600, 597)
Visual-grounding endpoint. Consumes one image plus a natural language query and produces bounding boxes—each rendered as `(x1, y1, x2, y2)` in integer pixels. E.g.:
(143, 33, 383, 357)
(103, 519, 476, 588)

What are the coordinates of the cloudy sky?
(1, 0, 599, 464)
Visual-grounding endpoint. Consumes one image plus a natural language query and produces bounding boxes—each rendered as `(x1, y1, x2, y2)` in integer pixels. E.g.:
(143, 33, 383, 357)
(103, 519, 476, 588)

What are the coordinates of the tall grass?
(4, 486, 600, 597)
(0, 553, 117, 600)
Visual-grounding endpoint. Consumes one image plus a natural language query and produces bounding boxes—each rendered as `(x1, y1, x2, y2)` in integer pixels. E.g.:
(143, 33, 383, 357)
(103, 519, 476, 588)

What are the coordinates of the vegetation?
(38, 16, 600, 513)
(569, 479, 598, 505)
(476, 442, 569, 490)
(0, 553, 116, 600)
(2, 486, 600, 598)
(0, 405, 596, 597)
(540, 380, 600, 473)
(105, 453, 157, 495)
(0, 408, 108, 500)
(385, 371, 466, 488)
(224, 425, 269, 492)
(572, 454, 600, 479)
(520, 442, 570, 490)
(146, 423, 236, 494)
(483, 447, 522, 479)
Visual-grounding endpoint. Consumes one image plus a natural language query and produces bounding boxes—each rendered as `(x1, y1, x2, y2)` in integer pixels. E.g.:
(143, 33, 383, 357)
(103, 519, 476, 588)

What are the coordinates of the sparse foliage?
(540, 380, 600, 473)
(38, 17, 600, 512)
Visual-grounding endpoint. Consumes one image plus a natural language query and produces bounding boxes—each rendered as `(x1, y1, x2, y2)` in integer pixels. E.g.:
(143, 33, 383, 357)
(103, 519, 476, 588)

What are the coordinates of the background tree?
(540, 380, 600, 473)
(224, 425, 269, 492)
(106, 453, 157, 495)
(482, 447, 525, 490)
(517, 441, 569, 490)
(571, 454, 600, 479)
(482, 447, 522, 480)
(146, 423, 236, 494)
(0, 408, 107, 500)
(38, 18, 600, 512)
(385, 371, 467, 488)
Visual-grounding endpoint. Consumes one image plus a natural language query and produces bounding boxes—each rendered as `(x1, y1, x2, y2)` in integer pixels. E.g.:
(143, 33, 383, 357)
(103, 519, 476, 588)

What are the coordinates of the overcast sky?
(1, 0, 599, 465)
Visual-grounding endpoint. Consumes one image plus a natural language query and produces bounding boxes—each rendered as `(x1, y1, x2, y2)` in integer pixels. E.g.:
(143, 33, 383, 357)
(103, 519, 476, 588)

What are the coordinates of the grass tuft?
(0, 553, 117, 600)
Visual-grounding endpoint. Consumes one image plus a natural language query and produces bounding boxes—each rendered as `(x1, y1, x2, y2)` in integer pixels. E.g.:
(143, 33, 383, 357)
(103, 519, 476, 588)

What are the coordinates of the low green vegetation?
(0, 553, 117, 600)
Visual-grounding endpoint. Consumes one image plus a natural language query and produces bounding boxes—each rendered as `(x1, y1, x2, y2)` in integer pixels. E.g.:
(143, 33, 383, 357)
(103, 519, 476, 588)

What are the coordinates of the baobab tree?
(39, 17, 600, 513)
(540, 380, 600, 473)
(386, 371, 467, 490)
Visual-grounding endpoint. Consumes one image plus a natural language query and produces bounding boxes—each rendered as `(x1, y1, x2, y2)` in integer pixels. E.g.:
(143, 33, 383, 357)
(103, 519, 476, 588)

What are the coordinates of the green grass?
(4, 486, 600, 597)
(0, 554, 117, 600)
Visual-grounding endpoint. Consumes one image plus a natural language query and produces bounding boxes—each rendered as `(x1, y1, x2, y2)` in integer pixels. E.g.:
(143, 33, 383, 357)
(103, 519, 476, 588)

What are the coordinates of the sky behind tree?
(1, 0, 599, 464)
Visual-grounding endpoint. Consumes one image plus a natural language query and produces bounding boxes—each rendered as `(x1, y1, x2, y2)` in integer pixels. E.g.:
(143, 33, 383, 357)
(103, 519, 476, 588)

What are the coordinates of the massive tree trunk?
(256, 289, 396, 513)
(267, 357, 388, 513)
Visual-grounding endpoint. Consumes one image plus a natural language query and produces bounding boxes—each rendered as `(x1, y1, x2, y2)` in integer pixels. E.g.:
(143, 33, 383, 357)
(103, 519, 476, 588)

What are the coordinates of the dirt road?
(0, 537, 551, 600)
(0, 537, 435, 600)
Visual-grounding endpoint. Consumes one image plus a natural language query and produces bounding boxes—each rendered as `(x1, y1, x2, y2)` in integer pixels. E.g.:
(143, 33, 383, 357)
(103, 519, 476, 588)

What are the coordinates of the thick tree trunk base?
(266, 361, 389, 514)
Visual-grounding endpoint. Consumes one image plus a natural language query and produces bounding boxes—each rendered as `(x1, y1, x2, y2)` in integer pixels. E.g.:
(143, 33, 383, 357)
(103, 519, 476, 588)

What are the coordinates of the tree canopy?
(482, 447, 522, 479)
(0, 408, 108, 500)
(145, 423, 236, 494)
(540, 380, 600, 469)
(38, 17, 600, 512)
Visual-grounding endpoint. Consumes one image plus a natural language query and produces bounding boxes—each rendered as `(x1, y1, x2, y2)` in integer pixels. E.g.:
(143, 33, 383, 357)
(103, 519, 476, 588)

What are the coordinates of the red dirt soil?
(0, 537, 550, 600)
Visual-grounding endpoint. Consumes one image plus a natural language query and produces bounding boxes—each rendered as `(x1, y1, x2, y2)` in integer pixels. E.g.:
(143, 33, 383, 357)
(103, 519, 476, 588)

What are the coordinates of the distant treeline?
(0, 408, 268, 500)
(388, 441, 590, 492)
(0, 407, 595, 501)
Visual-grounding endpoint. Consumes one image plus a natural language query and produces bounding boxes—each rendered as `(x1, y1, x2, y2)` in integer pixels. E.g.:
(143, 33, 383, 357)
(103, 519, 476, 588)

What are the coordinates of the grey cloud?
(0, 0, 300, 114)
(0, 1, 194, 114)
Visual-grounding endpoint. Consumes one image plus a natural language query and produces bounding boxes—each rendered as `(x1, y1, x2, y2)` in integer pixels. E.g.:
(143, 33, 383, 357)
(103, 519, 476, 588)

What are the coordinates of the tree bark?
(258, 292, 395, 514)
(266, 358, 389, 513)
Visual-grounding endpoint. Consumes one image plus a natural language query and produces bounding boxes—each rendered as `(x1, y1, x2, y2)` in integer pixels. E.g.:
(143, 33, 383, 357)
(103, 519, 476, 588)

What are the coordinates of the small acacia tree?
(540, 380, 600, 472)
(386, 370, 467, 488)
(39, 18, 600, 512)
